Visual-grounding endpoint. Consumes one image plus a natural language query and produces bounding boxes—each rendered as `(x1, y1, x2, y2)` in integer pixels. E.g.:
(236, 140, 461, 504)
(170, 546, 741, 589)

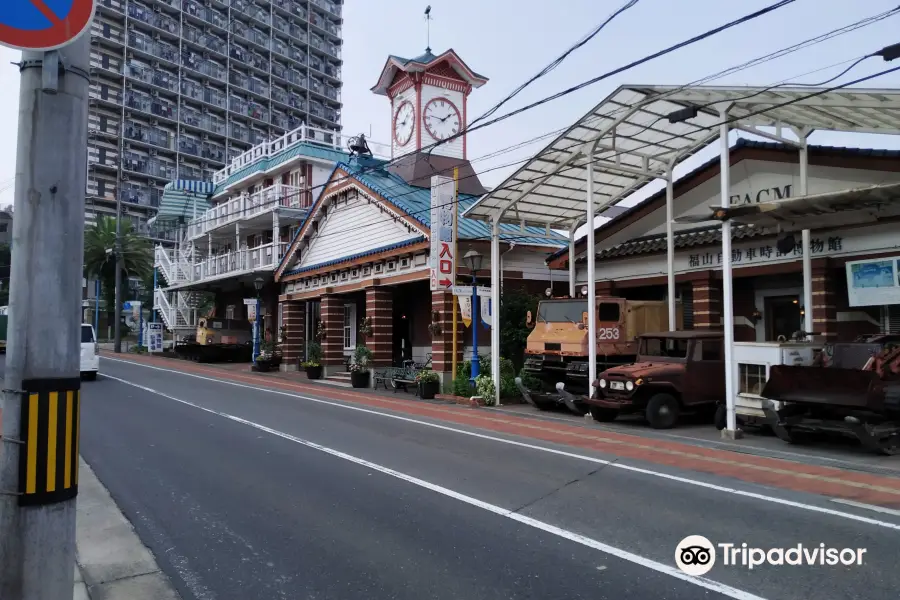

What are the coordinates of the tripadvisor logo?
(675, 536, 866, 575)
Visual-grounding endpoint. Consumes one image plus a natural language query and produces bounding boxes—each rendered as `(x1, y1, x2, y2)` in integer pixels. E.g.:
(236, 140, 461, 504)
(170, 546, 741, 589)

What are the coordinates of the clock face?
(423, 97, 461, 142)
(393, 100, 415, 146)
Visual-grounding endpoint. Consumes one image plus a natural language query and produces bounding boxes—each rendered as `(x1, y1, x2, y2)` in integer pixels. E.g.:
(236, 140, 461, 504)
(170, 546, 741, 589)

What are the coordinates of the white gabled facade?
(153, 125, 390, 333)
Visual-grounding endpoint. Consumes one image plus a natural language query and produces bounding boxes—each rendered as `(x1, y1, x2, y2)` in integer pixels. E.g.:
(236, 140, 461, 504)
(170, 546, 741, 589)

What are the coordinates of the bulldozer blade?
(515, 377, 538, 408)
(761, 365, 877, 409)
(556, 383, 587, 416)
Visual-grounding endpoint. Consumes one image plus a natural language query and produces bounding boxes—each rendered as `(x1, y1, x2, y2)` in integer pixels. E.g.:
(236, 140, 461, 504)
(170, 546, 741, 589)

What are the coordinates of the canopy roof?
(463, 84, 900, 230)
(699, 181, 900, 231)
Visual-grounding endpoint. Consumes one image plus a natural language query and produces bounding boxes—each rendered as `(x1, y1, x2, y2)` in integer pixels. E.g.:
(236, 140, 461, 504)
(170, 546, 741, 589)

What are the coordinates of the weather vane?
(424, 5, 432, 53)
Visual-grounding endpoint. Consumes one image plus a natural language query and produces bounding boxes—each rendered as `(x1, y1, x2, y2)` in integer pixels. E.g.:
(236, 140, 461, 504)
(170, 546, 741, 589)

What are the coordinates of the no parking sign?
(0, 0, 97, 51)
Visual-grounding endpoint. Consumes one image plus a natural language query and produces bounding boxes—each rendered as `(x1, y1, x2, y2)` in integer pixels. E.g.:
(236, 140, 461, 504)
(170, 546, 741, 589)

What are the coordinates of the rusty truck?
(516, 296, 679, 415)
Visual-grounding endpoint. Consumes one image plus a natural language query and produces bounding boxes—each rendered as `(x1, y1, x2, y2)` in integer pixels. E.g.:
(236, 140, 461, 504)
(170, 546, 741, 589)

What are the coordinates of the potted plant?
(416, 369, 441, 399)
(302, 341, 323, 379)
(254, 340, 282, 373)
(350, 344, 373, 388)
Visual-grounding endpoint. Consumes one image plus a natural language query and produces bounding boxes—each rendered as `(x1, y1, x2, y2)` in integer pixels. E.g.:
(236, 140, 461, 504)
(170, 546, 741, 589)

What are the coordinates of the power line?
(154, 0, 809, 240)
(464, 0, 640, 131)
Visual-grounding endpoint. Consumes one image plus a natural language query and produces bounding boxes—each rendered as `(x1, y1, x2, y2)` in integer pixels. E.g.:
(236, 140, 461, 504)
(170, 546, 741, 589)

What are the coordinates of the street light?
(252, 277, 264, 366)
(463, 250, 483, 383)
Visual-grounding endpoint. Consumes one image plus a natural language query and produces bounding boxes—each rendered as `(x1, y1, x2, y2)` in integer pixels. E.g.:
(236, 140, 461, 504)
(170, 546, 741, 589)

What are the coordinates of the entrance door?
(305, 300, 321, 360)
(766, 296, 802, 341)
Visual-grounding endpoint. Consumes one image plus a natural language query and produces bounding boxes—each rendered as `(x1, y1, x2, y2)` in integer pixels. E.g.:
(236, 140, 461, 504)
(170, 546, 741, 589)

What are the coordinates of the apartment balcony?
(247, 102, 270, 124)
(125, 91, 177, 122)
(309, 0, 342, 18)
(128, 32, 179, 65)
(248, 78, 270, 99)
(182, 25, 227, 56)
(193, 243, 288, 283)
(188, 184, 309, 237)
(181, 79, 227, 110)
(122, 155, 177, 180)
(120, 186, 163, 208)
(234, 0, 271, 26)
(179, 138, 202, 158)
(179, 163, 203, 179)
(125, 63, 178, 94)
(180, 107, 227, 137)
(202, 143, 227, 164)
(127, 3, 179, 37)
(213, 125, 389, 186)
(125, 122, 175, 150)
(97, 0, 125, 13)
(182, 0, 229, 30)
(181, 53, 227, 80)
(90, 84, 123, 106)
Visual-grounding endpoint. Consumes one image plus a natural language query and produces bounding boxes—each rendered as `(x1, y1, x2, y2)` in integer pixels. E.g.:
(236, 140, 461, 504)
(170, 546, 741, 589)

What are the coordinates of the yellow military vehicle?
(517, 296, 680, 414)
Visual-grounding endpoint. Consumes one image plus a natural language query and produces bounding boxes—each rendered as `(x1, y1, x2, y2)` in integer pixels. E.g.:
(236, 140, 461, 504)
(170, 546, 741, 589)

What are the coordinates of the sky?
(1, 0, 900, 214)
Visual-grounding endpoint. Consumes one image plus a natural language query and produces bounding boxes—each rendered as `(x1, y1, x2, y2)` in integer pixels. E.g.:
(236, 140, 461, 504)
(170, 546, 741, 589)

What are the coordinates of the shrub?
(416, 369, 440, 384)
(475, 375, 496, 406)
(306, 342, 323, 366)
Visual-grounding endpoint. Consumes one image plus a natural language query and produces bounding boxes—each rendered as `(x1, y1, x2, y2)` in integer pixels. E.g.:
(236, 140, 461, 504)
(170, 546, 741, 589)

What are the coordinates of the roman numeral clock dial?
(423, 98, 461, 142)
(393, 100, 415, 146)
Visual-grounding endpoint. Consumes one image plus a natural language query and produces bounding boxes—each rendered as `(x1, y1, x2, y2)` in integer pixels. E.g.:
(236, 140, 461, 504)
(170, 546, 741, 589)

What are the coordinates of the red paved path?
(103, 352, 900, 509)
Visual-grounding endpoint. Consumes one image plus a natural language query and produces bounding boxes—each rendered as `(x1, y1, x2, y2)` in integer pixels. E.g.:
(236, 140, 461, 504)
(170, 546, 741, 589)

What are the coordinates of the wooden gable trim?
(280, 240, 430, 283)
(280, 269, 430, 302)
(547, 145, 900, 270)
(275, 168, 430, 281)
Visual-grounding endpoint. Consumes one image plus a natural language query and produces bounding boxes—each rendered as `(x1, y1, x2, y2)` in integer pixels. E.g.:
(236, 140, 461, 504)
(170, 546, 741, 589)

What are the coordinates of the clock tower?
(371, 49, 488, 160)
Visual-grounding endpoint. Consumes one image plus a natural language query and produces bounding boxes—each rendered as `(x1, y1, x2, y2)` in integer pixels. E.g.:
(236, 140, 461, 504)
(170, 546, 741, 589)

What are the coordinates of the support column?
(432, 290, 462, 387)
(366, 287, 393, 367)
(693, 274, 722, 329)
(718, 108, 739, 436)
(798, 129, 813, 334)
(320, 295, 345, 373)
(490, 217, 501, 406)
(665, 165, 677, 330)
(811, 265, 838, 340)
(585, 162, 598, 399)
(568, 226, 577, 297)
(281, 301, 305, 371)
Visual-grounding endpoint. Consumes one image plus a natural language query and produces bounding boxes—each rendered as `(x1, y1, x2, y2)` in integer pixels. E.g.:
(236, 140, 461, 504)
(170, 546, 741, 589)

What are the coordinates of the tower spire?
(424, 5, 432, 53)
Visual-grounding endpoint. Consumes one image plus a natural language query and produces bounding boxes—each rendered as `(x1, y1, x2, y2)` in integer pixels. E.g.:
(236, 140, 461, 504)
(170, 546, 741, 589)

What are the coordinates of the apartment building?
(87, 0, 344, 243)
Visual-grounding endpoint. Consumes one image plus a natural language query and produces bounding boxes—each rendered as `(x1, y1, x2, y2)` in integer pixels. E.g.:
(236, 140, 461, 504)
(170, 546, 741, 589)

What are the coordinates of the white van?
(81, 324, 99, 380)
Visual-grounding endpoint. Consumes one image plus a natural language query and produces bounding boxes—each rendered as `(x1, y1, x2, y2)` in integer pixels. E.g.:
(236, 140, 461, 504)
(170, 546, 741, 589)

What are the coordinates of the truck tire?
(646, 393, 680, 429)
(714, 405, 727, 430)
(590, 406, 618, 423)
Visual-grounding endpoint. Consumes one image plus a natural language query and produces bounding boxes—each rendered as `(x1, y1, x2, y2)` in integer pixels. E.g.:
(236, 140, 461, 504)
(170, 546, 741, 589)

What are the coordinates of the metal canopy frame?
(474, 84, 900, 417)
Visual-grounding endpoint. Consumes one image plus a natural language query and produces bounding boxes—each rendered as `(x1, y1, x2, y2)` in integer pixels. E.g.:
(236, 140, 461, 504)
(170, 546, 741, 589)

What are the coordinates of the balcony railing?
(181, 79, 227, 109)
(127, 3, 179, 35)
(120, 186, 163, 207)
(125, 63, 178, 93)
(125, 91, 177, 120)
(182, 1, 229, 29)
(194, 243, 289, 281)
(189, 184, 309, 236)
(125, 122, 175, 150)
(213, 126, 388, 186)
(128, 32, 178, 64)
(122, 155, 176, 179)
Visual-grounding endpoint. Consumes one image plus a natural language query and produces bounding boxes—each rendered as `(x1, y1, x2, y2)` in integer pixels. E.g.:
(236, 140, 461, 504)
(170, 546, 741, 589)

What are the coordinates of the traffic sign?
(0, 0, 97, 52)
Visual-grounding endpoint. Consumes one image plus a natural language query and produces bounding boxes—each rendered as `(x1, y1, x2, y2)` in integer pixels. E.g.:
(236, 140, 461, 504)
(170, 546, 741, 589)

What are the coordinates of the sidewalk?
(75, 458, 181, 600)
(101, 351, 900, 509)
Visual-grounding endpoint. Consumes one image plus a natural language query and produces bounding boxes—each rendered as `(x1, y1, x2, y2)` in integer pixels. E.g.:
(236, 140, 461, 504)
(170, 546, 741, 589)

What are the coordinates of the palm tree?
(83, 216, 153, 329)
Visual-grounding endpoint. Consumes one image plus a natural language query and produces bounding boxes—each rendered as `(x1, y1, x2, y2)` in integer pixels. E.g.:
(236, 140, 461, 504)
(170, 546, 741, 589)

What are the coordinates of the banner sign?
(148, 323, 163, 353)
(846, 255, 900, 307)
(458, 295, 472, 328)
(480, 296, 492, 328)
(430, 175, 456, 291)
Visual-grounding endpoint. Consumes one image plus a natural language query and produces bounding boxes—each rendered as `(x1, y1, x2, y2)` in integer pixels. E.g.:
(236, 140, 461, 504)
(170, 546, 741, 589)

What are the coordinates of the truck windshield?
(537, 300, 587, 323)
(640, 337, 689, 358)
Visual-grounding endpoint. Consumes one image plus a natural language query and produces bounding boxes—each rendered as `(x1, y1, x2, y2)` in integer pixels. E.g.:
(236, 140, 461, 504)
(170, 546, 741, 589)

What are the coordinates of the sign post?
(0, 3, 95, 597)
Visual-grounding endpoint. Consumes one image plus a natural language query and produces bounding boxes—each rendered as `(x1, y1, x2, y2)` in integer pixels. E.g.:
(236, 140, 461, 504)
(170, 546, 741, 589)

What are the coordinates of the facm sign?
(430, 175, 456, 291)
(0, 0, 97, 52)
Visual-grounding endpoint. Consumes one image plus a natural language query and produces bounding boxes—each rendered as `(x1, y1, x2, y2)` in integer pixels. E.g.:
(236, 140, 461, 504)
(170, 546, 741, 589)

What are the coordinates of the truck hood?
(526, 323, 587, 353)
(602, 362, 681, 380)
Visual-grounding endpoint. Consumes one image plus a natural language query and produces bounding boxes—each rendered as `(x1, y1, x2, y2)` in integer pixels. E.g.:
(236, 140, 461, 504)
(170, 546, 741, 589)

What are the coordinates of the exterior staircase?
(321, 372, 353, 387)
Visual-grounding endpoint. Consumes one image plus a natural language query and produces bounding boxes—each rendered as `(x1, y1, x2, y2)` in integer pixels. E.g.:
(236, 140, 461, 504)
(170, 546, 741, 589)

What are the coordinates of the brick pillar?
(692, 276, 722, 330)
(812, 266, 838, 340)
(281, 301, 305, 371)
(366, 287, 393, 367)
(320, 295, 345, 372)
(432, 290, 462, 384)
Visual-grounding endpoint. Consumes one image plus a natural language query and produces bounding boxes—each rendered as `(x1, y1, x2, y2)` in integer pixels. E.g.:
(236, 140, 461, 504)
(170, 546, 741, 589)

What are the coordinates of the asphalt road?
(77, 357, 900, 600)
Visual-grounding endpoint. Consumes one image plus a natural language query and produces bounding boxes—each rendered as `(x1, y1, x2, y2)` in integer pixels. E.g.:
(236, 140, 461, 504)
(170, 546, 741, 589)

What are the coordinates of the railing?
(212, 126, 390, 185)
(189, 184, 308, 236)
(194, 242, 287, 280)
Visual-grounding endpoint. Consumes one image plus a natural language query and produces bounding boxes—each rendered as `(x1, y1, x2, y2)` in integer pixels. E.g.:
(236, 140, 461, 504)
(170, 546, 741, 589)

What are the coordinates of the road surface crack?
(511, 459, 619, 514)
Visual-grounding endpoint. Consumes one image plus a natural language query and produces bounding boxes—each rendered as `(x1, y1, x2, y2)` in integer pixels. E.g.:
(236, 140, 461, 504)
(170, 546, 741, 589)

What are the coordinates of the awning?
(683, 181, 900, 230)
(155, 180, 215, 222)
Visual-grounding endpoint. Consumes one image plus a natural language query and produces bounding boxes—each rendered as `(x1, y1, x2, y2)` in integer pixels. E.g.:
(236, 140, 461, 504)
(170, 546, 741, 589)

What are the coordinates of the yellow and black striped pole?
(17, 379, 81, 506)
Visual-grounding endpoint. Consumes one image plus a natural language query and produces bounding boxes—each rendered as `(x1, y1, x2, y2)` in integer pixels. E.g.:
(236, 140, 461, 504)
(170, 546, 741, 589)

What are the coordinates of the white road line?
(831, 498, 900, 517)
(99, 358, 900, 532)
(101, 373, 767, 600)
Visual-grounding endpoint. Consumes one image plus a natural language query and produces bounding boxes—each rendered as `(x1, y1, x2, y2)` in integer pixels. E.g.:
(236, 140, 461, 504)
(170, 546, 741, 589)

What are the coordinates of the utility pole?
(0, 33, 91, 599)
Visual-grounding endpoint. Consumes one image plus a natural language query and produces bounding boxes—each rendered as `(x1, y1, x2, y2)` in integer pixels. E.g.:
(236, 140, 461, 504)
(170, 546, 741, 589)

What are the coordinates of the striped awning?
(155, 180, 214, 222)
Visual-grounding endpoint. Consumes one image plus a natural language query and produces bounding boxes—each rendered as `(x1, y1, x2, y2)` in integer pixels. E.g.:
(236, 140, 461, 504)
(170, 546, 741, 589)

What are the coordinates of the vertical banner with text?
(430, 175, 457, 291)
